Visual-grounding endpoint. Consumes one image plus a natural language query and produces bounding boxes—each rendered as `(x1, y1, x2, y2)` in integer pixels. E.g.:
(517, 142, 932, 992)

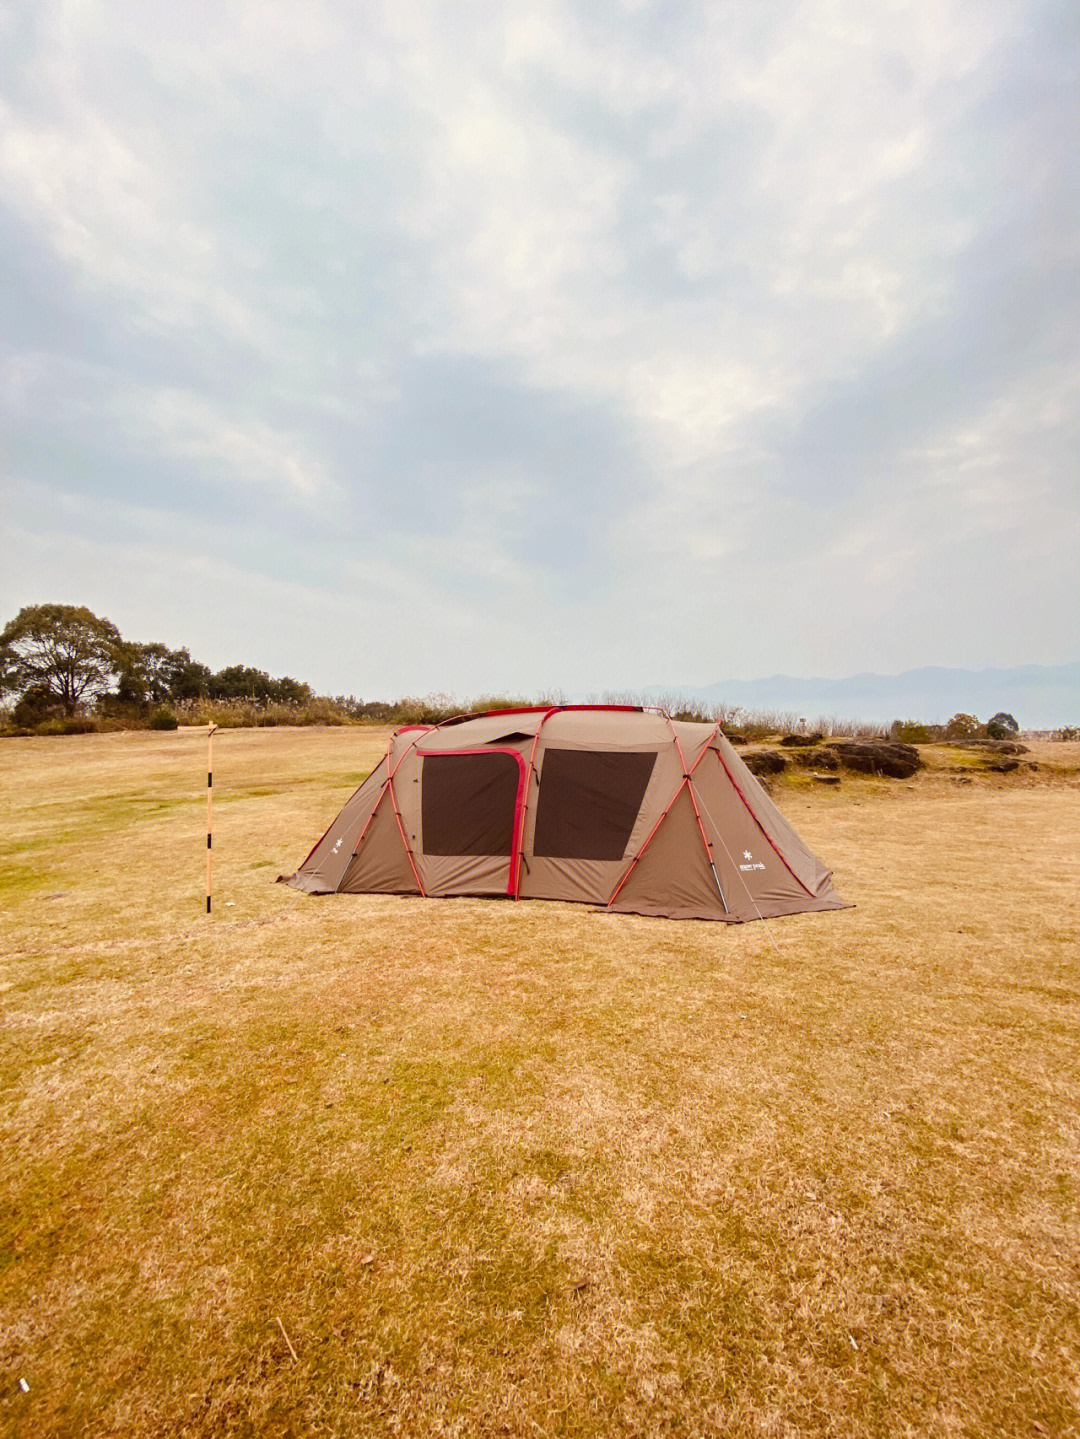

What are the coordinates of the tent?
(280, 705, 849, 922)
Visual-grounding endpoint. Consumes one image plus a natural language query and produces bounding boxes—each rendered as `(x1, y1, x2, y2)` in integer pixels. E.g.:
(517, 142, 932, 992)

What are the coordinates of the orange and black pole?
(206, 723, 218, 913)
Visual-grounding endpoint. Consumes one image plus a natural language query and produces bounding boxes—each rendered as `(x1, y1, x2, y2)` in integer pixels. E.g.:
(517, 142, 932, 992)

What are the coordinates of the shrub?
(945, 713, 981, 740)
(891, 720, 934, 744)
(36, 715, 99, 735)
(13, 686, 60, 727)
(149, 708, 179, 730)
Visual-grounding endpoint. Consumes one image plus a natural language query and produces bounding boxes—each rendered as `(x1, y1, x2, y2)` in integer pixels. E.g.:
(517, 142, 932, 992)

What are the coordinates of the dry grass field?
(2, 727, 1078, 1438)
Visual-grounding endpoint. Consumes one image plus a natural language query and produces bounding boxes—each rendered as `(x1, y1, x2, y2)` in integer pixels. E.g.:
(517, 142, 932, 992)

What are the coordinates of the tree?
(113, 642, 211, 709)
(208, 665, 312, 705)
(0, 604, 122, 715)
(986, 711, 1019, 739)
(166, 648, 212, 701)
(945, 712, 981, 740)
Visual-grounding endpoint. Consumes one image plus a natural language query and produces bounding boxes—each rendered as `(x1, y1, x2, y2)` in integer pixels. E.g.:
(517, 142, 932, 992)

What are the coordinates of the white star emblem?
(743, 850, 753, 860)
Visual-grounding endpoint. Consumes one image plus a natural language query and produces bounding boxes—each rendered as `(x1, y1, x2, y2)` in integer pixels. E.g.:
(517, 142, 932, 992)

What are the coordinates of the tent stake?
(206, 723, 217, 913)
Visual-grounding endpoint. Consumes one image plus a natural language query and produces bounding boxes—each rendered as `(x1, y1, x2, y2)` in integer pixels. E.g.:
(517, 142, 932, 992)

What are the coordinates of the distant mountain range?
(662, 662, 1079, 728)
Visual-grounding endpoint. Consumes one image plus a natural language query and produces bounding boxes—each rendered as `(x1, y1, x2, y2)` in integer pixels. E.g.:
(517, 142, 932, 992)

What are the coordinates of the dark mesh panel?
(533, 749, 657, 860)
(421, 753, 520, 856)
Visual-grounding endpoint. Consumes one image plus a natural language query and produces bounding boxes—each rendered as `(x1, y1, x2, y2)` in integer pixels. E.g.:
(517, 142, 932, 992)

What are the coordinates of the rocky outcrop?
(780, 732, 823, 747)
(949, 739, 1029, 754)
(825, 741, 922, 779)
(791, 748, 839, 770)
(743, 740, 922, 779)
(743, 750, 787, 777)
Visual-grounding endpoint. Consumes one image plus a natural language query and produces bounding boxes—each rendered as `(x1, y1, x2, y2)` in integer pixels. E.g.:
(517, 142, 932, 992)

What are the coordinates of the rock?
(780, 732, 823, 747)
(949, 739, 1028, 754)
(726, 733, 748, 745)
(743, 750, 787, 777)
(813, 772, 841, 784)
(826, 741, 922, 779)
(985, 757, 1019, 773)
(792, 748, 839, 770)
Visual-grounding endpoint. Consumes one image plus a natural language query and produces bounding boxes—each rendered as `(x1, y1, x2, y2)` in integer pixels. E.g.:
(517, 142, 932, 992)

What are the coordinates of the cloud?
(1, 0, 1077, 693)
(132, 388, 331, 499)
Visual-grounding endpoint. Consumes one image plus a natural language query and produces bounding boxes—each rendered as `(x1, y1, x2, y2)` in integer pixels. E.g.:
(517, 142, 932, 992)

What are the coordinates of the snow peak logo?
(739, 849, 766, 872)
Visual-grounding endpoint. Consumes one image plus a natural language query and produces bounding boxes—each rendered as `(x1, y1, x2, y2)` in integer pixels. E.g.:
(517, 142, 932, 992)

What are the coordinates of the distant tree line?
(890, 712, 1022, 743)
(0, 603, 316, 728)
(2, 603, 1074, 741)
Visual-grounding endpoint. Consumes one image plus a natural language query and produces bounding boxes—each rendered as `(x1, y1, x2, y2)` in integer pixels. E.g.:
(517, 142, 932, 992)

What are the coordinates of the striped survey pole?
(206, 723, 218, 913)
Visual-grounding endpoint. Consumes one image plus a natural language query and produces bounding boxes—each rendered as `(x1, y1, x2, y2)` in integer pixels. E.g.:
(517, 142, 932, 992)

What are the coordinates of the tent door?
(417, 747, 527, 895)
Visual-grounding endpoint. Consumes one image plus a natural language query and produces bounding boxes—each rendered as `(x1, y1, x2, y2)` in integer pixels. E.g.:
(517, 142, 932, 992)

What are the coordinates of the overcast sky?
(1, 0, 1077, 699)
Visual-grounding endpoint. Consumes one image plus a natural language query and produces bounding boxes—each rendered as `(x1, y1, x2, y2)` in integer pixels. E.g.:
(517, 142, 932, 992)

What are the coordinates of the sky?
(1, 0, 1078, 701)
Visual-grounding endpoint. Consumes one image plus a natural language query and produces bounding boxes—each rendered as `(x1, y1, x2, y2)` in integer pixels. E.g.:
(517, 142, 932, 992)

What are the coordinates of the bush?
(12, 686, 60, 727)
(149, 708, 179, 731)
(891, 720, 934, 744)
(36, 715, 99, 735)
(945, 713, 981, 740)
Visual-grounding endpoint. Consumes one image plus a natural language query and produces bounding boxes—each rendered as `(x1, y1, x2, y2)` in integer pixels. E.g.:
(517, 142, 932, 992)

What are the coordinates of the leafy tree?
(986, 711, 1019, 739)
(114, 642, 211, 708)
(0, 644, 18, 701)
(0, 604, 122, 715)
(945, 712, 981, 740)
(209, 665, 312, 705)
(270, 674, 313, 705)
(166, 649, 212, 701)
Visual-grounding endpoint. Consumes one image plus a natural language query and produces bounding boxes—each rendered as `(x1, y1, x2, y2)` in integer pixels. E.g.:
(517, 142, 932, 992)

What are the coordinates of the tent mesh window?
(421, 753, 520, 856)
(533, 749, 657, 860)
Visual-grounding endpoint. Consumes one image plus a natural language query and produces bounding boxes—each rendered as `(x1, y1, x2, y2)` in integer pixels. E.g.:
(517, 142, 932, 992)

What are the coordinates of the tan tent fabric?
(338, 799, 420, 895)
(609, 785, 726, 918)
(280, 706, 850, 923)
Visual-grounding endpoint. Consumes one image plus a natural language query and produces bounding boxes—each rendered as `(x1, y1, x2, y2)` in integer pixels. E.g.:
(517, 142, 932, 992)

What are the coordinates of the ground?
(2, 727, 1078, 1438)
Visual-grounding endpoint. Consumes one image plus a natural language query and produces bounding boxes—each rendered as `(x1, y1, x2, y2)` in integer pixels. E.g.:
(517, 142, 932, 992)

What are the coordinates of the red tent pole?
(711, 748, 815, 897)
(510, 705, 673, 899)
(347, 727, 432, 868)
(607, 720, 722, 908)
(386, 771, 426, 895)
(666, 719, 728, 912)
(349, 706, 659, 901)
(341, 727, 430, 895)
(511, 705, 563, 899)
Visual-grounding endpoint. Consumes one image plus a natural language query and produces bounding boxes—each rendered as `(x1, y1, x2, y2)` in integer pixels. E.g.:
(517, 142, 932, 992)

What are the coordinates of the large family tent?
(280, 706, 849, 922)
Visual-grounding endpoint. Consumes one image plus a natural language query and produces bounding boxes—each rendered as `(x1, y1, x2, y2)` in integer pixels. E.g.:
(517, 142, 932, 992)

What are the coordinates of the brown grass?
(2, 728, 1078, 1437)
